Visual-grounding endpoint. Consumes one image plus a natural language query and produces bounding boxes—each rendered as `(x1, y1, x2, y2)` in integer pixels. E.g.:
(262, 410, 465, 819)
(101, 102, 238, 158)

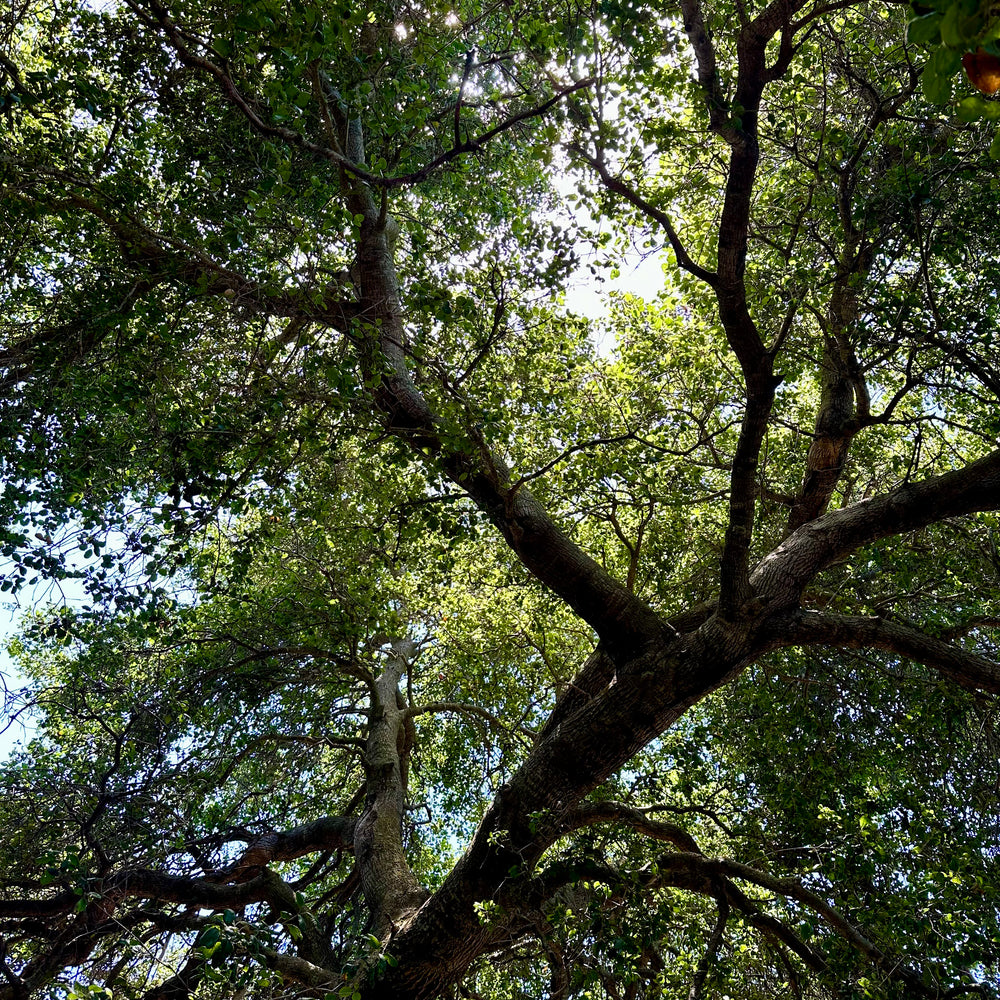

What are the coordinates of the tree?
(0, 0, 999, 997)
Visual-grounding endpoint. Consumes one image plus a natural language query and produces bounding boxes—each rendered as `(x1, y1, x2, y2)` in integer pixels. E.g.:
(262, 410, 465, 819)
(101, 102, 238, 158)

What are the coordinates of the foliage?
(1, 0, 999, 999)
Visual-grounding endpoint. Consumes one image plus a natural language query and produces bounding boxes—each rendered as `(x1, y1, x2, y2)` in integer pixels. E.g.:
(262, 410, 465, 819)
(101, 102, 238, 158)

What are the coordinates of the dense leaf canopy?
(1, 1, 999, 999)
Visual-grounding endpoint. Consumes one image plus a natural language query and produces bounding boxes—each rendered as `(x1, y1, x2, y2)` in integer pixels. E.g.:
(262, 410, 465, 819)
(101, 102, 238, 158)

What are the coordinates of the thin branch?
(404, 701, 536, 743)
(572, 146, 718, 286)
(511, 432, 640, 490)
(137, 951, 206, 1000)
(705, 854, 933, 996)
(940, 616, 1000, 641)
(558, 800, 702, 854)
(384, 77, 595, 190)
(455, 50, 475, 148)
(132, 1, 593, 190)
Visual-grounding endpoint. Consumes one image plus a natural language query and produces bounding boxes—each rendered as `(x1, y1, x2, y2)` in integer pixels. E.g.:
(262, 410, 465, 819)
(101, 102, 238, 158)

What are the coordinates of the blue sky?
(0, 575, 88, 759)
(1, 600, 34, 758)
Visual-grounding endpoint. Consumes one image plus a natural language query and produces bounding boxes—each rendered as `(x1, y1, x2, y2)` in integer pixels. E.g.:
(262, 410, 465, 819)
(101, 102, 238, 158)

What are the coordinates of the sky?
(1, 600, 35, 758)
(0, 567, 90, 759)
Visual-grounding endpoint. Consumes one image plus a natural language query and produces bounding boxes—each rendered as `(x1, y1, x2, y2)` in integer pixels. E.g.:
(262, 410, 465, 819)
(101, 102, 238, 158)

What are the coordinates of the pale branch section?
(355, 640, 430, 939)
(207, 815, 358, 883)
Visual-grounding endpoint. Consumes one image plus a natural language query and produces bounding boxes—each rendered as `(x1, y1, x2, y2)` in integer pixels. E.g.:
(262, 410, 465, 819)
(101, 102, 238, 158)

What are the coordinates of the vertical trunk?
(355, 640, 428, 939)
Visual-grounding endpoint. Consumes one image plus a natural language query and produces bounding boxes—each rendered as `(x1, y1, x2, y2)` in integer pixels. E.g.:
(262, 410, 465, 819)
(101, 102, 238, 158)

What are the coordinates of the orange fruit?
(962, 48, 1000, 95)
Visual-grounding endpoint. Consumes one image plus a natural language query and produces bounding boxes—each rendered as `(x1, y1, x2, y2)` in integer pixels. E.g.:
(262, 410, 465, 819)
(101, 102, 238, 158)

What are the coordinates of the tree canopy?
(1, 0, 999, 998)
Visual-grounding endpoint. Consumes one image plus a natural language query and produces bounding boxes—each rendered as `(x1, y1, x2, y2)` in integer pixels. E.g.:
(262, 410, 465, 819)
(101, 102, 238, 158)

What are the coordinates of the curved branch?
(643, 852, 936, 996)
(771, 609, 1000, 694)
(940, 616, 1000, 641)
(0, 863, 322, 921)
(558, 800, 702, 854)
(539, 808, 898, 986)
(573, 146, 718, 286)
(752, 448, 1000, 611)
(527, 852, 826, 974)
(208, 815, 357, 883)
(703, 855, 933, 996)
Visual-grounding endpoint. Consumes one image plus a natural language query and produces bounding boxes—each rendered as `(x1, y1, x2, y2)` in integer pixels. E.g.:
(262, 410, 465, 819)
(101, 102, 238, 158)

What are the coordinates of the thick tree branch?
(680, 0, 740, 142)
(0, 868, 301, 920)
(752, 448, 1000, 610)
(261, 949, 339, 989)
(208, 816, 358, 883)
(772, 609, 1000, 694)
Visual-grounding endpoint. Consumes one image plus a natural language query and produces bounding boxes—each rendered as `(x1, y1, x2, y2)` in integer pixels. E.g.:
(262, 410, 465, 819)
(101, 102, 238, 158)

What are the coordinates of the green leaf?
(922, 45, 961, 103)
(197, 927, 221, 949)
(939, 0, 983, 48)
(956, 94, 1000, 119)
(907, 12, 943, 45)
